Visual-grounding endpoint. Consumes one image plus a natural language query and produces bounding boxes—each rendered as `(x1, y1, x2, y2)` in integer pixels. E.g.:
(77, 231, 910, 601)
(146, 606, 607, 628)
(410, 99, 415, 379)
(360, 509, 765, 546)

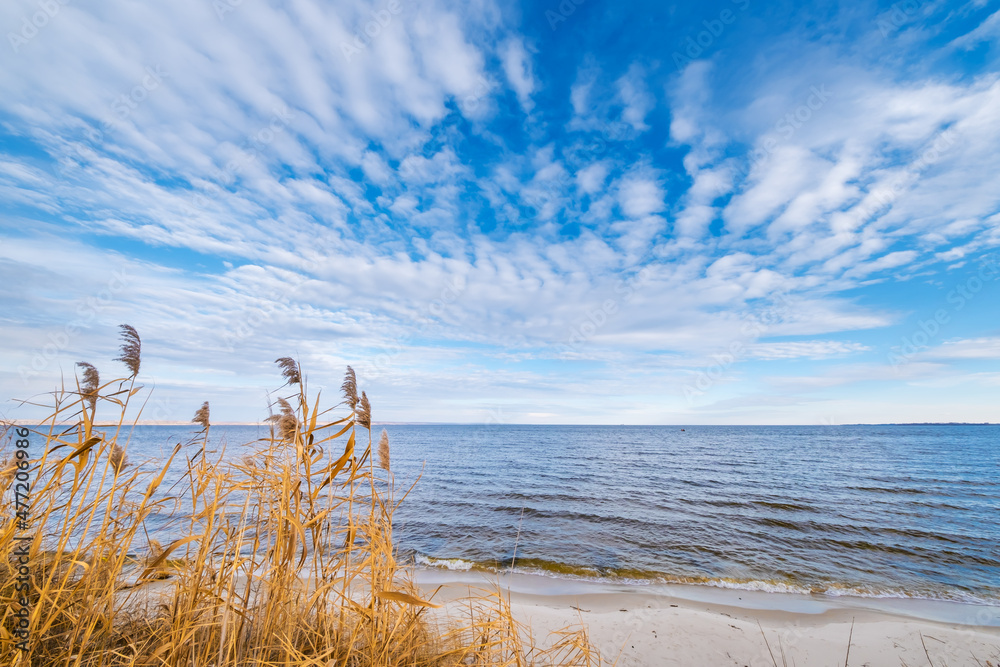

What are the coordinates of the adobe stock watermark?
(87, 66, 169, 144)
(494, 331, 530, 355)
(522, 119, 633, 221)
(213, 0, 246, 21)
(359, 274, 468, 381)
(671, 0, 751, 71)
(556, 267, 652, 357)
(340, 0, 403, 62)
(888, 256, 999, 371)
(138, 391, 177, 424)
(562, 120, 631, 166)
(7, 0, 71, 54)
(458, 75, 494, 114)
(218, 274, 310, 353)
(734, 84, 832, 180)
(937, 605, 1000, 665)
(683, 292, 791, 403)
(853, 126, 957, 227)
(17, 267, 130, 385)
(544, 0, 588, 31)
(215, 106, 293, 187)
(876, 0, 926, 38)
(470, 404, 506, 448)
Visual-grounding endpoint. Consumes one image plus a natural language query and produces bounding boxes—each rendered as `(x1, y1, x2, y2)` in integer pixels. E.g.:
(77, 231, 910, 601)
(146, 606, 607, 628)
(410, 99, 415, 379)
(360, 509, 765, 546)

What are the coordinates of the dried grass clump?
(0, 327, 599, 666)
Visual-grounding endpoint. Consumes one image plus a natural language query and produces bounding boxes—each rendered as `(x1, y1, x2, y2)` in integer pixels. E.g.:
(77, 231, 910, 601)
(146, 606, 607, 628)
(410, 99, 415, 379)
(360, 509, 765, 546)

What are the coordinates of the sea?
(20, 423, 1000, 609)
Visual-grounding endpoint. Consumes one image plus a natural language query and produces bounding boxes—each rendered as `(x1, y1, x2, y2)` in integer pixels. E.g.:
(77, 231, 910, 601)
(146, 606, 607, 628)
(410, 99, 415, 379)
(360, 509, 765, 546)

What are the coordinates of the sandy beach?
(417, 571, 1000, 666)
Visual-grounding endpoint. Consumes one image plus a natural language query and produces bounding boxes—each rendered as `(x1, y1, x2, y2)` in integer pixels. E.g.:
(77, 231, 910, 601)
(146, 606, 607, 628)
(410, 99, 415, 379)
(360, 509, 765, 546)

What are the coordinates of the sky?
(1, 0, 999, 425)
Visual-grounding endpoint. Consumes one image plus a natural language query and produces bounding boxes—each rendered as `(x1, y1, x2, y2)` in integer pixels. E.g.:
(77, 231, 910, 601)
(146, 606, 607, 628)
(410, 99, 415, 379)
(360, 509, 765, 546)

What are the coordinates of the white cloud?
(950, 9, 1000, 50)
(842, 250, 917, 278)
(569, 60, 600, 117)
(616, 63, 654, 131)
(1, 1, 999, 423)
(500, 37, 535, 113)
(576, 161, 609, 194)
(748, 340, 870, 360)
(923, 337, 1000, 360)
(617, 174, 664, 218)
(724, 145, 829, 236)
(668, 62, 713, 146)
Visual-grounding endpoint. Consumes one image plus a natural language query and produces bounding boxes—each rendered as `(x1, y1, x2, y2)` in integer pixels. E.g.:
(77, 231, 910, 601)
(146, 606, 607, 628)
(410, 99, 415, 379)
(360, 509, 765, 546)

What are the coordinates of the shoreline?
(415, 570, 1000, 666)
(413, 568, 1000, 627)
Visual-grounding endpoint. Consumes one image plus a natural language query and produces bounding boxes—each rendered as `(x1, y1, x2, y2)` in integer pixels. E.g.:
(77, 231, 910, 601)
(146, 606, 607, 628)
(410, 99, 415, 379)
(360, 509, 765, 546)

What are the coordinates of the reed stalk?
(0, 326, 598, 666)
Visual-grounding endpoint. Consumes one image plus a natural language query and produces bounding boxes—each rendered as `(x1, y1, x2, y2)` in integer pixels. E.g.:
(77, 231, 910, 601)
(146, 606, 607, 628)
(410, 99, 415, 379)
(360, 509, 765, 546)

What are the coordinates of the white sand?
(416, 571, 1000, 666)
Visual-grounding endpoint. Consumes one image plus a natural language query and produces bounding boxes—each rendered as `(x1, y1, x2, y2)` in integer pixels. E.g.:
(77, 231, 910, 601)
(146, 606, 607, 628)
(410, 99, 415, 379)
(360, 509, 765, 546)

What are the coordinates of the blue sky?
(1, 0, 999, 424)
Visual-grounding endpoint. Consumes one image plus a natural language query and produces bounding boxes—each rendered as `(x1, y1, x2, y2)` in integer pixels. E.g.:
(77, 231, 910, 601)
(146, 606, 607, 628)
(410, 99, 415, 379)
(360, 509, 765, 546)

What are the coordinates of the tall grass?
(1, 327, 599, 666)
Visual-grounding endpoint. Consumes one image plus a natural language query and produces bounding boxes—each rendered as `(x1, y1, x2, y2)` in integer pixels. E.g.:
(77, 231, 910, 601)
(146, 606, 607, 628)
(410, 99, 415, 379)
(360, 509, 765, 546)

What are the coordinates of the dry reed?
(192, 401, 211, 431)
(75, 362, 100, 414)
(377, 429, 390, 472)
(113, 324, 141, 377)
(0, 326, 599, 666)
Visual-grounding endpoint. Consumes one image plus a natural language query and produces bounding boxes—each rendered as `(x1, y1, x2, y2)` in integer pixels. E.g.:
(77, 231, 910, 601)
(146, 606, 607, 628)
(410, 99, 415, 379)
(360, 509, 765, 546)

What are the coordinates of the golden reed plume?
(0, 332, 599, 666)
(113, 324, 141, 377)
(192, 401, 210, 430)
(377, 428, 390, 471)
(75, 362, 100, 413)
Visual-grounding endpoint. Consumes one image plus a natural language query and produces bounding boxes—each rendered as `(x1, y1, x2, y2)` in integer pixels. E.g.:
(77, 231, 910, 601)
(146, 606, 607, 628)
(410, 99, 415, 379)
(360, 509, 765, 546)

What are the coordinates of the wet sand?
(416, 570, 1000, 666)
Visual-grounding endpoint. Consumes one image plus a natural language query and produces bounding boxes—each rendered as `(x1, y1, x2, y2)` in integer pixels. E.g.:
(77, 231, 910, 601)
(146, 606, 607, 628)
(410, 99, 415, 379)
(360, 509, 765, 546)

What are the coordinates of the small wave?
(754, 517, 809, 531)
(755, 500, 818, 512)
(912, 501, 969, 511)
(849, 486, 929, 495)
(680, 577, 812, 595)
(414, 555, 478, 571)
(411, 555, 1000, 605)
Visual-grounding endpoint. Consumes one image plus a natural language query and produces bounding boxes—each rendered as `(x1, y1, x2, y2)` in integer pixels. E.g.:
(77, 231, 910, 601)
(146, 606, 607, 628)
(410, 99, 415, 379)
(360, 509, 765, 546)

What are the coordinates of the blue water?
(22, 423, 1000, 604)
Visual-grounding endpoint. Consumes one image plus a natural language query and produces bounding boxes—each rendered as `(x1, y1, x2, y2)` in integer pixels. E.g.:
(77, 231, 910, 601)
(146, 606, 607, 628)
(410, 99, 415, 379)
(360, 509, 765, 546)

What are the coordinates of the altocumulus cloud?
(1, 0, 999, 425)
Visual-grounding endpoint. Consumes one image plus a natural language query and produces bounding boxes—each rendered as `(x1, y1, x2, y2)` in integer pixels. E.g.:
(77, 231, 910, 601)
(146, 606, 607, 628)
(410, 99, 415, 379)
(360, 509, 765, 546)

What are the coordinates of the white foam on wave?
(696, 579, 812, 595)
(415, 555, 476, 571)
(411, 555, 999, 606)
